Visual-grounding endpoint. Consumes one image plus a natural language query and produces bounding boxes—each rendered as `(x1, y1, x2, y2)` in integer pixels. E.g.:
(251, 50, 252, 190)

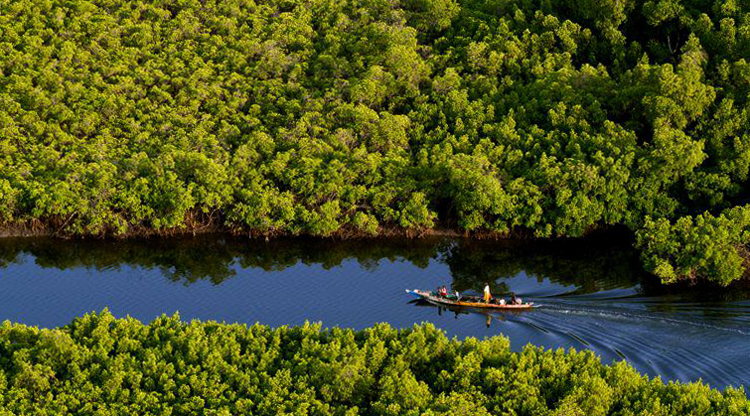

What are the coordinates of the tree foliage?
(0, 311, 746, 415)
(2, 0, 750, 283)
(636, 205, 750, 285)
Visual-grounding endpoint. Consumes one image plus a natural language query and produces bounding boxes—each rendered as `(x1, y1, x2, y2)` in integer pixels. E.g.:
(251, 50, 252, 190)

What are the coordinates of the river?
(1, 235, 748, 392)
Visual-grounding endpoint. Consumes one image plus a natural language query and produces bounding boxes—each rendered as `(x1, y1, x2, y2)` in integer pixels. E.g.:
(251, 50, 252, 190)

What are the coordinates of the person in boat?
(498, 297, 506, 306)
(510, 293, 523, 305)
(454, 290, 460, 301)
(483, 283, 491, 304)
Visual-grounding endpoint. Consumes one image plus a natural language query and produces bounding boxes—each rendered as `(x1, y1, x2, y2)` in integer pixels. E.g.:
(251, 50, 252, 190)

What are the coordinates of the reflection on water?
(1, 235, 749, 391)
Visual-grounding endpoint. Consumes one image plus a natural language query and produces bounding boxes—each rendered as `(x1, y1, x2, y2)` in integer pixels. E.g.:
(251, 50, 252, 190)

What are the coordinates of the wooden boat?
(406, 289, 534, 310)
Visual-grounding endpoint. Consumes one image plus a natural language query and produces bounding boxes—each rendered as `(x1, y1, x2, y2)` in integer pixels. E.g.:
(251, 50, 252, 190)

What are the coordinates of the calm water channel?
(1, 236, 749, 391)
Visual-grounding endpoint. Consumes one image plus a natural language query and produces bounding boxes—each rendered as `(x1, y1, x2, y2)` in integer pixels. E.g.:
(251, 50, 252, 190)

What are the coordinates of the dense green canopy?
(2, 0, 750, 284)
(0, 312, 746, 415)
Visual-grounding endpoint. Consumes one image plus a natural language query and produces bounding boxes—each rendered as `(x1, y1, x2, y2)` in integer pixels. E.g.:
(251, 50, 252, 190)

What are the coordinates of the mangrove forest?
(0, 311, 747, 415)
(3, 0, 750, 285)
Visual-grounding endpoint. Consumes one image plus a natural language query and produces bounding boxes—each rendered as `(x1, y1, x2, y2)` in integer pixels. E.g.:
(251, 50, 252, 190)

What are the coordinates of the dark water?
(1, 236, 749, 392)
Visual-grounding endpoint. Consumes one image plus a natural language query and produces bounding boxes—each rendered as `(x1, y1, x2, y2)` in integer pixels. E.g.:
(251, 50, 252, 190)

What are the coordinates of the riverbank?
(0, 214, 633, 240)
(0, 220, 463, 239)
(0, 311, 745, 415)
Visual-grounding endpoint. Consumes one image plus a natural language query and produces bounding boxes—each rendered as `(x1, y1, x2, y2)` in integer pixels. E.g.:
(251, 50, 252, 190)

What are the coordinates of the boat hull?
(405, 290, 534, 310)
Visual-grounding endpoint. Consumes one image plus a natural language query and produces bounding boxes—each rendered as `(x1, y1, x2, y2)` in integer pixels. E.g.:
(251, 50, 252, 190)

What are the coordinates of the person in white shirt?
(510, 293, 523, 305)
(483, 283, 491, 304)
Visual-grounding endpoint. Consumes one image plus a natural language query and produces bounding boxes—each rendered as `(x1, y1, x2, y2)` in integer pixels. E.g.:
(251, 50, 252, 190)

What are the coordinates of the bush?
(0, 311, 746, 415)
(636, 206, 750, 285)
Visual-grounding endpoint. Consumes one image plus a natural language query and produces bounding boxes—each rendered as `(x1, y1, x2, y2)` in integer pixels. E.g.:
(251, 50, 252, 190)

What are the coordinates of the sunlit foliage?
(2, 0, 750, 283)
(0, 311, 746, 415)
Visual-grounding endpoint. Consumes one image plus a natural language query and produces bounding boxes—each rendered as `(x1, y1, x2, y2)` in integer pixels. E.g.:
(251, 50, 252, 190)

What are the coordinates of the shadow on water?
(0, 233, 652, 291)
(4, 234, 745, 300)
(1, 234, 750, 391)
(0, 235, 441, 284)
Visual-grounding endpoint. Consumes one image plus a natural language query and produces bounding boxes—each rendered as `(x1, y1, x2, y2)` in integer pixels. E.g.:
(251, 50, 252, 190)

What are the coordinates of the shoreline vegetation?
(0, 213, 630, 239)
(0, 219, 469, 239)
(3, 0, 750, 285)
(0, 311, 746, 415)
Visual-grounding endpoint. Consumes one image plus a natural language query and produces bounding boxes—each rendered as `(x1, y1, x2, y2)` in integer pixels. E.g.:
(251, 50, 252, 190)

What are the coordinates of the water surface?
(1, 236, 748, 391)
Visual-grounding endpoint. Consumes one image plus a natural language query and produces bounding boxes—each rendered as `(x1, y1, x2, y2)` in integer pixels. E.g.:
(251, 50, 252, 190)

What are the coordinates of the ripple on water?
(1, 236, 749, 392)
(511, 298, 750, 390)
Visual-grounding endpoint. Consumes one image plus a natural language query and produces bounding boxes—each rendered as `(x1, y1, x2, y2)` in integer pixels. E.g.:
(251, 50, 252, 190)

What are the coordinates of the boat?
(406, 289, 534, 310)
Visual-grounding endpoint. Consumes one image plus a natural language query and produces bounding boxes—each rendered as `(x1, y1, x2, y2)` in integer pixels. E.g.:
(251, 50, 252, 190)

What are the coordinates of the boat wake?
(485, 296, 750, 391)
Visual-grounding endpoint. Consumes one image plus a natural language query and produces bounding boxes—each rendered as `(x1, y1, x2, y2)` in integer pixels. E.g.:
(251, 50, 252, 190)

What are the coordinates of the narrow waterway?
(1, 236, 748, 392)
